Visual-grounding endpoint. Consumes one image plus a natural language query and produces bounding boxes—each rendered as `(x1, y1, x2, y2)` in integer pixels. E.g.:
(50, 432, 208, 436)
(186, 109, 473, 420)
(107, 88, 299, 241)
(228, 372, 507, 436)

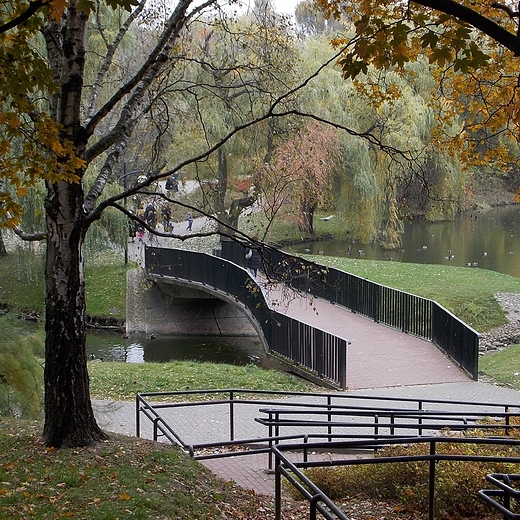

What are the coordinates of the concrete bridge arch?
(126, 268, 271, 361)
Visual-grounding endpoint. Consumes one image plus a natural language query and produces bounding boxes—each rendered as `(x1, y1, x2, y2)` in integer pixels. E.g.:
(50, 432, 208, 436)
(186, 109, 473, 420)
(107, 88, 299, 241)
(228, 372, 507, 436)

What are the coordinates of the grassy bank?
(0, 249, 128, 321)
(0, 420, 277, 520)
(88, 359, 310, 401)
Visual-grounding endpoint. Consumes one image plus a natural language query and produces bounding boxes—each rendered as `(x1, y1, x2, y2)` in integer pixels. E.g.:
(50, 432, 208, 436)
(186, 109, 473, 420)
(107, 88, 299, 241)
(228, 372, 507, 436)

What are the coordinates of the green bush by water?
(0, 315, 42, 418)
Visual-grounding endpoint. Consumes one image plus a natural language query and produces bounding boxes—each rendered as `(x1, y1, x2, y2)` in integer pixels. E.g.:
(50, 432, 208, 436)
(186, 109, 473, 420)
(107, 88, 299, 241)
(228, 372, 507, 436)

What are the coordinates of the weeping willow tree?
(290, 34, 477, 247)
(0, 315, 43, 419)
(154, 10, 298, 233)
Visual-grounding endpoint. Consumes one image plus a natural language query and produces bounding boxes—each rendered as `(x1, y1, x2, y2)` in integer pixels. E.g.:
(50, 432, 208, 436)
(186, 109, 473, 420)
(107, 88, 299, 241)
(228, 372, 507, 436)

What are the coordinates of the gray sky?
(241, 0, 300, 16)
(273, 0, 299, 15)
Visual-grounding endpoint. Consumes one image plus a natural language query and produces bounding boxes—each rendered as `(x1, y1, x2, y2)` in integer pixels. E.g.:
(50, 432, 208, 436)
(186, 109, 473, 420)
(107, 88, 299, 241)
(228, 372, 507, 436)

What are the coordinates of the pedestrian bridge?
(126, 244, 479, 390)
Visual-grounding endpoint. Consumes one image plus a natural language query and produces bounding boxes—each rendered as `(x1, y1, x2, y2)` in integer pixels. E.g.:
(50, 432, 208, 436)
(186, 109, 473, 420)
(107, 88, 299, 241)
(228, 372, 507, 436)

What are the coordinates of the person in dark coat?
(245, 238, 261, 278)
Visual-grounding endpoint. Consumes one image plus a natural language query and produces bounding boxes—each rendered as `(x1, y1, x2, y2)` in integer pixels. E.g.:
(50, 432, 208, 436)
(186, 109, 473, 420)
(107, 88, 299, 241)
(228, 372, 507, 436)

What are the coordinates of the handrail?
(219, 241, 480, 379)
(479, 473, 520, 519)
(144, 246, 348, 388)
(272, 436, 520, 520)
(136, 389, 520, 451)
(135, 389, 520, 519)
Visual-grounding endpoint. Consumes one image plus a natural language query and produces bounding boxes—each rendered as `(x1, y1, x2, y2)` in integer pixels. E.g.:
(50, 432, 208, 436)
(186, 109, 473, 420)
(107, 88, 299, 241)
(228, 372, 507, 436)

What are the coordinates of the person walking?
(245, 238, 261, 278)
(186, 211, 194, 231)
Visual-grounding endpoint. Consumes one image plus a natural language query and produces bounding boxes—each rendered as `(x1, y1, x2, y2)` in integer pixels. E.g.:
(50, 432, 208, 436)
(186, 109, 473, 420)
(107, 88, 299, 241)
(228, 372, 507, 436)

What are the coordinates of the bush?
(303, 429, 520, 520)
(0, 315, 43, 418)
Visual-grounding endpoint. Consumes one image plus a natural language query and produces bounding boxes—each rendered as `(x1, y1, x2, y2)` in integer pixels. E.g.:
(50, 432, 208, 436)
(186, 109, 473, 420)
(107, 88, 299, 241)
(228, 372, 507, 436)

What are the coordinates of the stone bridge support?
(126, 268, 263, 340)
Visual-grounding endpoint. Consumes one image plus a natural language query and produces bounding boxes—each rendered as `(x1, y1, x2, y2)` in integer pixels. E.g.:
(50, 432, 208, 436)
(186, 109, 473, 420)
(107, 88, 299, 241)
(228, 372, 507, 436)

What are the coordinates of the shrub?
(303, 432, 520, 520)
(0, 315, 43, 418)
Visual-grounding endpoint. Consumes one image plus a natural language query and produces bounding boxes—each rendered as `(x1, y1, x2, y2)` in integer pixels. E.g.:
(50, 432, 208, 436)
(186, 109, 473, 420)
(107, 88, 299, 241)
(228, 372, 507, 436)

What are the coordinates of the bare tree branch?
(0, 0, 47, 34)
(11, 226, 46, 241)
(85, 0, 147, 122)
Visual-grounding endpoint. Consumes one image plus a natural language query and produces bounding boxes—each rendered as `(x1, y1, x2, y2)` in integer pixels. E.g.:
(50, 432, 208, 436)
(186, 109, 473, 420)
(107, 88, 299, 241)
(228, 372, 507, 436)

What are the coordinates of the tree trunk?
(0, 229, 6, 256)
(42, 181, 107, 448)
(298, 199, 316, 235)
(215, 147, 230, 233)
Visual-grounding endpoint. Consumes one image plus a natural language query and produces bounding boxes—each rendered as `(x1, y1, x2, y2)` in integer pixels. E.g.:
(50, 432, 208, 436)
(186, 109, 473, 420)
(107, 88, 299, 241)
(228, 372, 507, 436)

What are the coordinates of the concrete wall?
(126, 268, 260, 338)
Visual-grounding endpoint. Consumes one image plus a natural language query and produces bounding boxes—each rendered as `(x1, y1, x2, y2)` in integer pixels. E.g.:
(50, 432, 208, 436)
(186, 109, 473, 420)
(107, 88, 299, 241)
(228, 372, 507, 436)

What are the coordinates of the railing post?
(327, 395, 332, 441)
(274, 451, 282, 520)
(429, 441, 436, 520)
(418, 401, 423, 435)
(229, 390, 235, 442)
(339, 339, 348, 390)
(268, 411, 274, 471)
(309, 494, 321, 520)
(135, 395, 141, 438)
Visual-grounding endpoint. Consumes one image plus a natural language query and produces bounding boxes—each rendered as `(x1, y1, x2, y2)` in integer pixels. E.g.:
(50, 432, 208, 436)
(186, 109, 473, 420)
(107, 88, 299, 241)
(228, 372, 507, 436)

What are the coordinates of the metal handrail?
(479, 473, 520, 519)
(136, 389, 520, 452)
(272, 436, 520, 520)
(219, 241, 480, 379)
(135, 389, 520, 519)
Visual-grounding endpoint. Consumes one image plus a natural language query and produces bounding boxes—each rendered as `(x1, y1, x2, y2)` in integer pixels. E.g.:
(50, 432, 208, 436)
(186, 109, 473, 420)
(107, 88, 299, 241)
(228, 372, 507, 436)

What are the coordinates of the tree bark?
(43, 180, 108, 448)
(0, 229, 6, 256)
(298, 199, 316, 234)
(41, 2, 108, 448)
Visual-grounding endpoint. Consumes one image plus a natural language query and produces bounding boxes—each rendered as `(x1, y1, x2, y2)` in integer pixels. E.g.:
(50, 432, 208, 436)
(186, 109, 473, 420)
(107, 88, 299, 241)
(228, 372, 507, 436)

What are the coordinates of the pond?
(86, 330, 265, 366)
(286, 205, 520, 279)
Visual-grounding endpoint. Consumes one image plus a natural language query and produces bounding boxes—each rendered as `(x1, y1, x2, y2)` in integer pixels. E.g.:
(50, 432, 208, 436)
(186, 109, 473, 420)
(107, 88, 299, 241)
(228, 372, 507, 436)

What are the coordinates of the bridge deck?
(130, 239, 471, 390)
(261, 281, 471, 389)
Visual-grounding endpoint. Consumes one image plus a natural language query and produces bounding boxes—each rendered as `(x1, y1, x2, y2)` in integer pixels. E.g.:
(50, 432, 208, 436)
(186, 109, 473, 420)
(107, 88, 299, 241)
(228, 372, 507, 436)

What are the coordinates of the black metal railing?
(145, 247, 348, 388)
(218, 241, 480, 380)
(479, 473, 520, 519)
(135, 389, 520, 520)
(272, 436, 520, 520)
(136, 388, 520, 454)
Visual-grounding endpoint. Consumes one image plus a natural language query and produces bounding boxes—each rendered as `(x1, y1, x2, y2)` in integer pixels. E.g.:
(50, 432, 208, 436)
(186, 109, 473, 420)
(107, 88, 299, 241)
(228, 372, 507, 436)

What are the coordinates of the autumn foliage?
(317, 0, 520, 171)
(257, 121, 342, 234)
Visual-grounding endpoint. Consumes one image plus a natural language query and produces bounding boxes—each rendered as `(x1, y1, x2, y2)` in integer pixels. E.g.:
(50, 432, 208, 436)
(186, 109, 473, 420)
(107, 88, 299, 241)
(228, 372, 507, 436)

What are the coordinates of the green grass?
(479, 344, 520, 388)
(88, 360, 310, 401)
(307, 255, 520, 331)
(0, 420, 273, 520)
(0, 249, 129, 320)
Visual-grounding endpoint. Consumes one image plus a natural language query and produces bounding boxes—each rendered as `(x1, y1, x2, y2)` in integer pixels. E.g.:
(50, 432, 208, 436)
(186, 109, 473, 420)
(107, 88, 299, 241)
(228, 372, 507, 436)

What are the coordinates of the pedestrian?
(144, 202, 156, 228)
(161, 205, 172, 232)
(245, 238, 261, 278)
(186, 211, 193, 231)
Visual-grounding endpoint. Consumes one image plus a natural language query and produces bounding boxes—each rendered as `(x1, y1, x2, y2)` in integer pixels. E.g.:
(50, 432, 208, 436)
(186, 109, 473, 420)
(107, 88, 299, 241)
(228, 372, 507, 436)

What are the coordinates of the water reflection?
(86, 330, 264, 365)
(286, 205, 520, 278)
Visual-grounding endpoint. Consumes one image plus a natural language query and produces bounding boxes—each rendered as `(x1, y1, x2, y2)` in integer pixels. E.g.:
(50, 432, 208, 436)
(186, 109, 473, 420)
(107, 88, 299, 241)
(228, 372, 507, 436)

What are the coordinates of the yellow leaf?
(48, 0, 69, 22)
(118, 491, 131, 500)
(7, 115, 20, 128)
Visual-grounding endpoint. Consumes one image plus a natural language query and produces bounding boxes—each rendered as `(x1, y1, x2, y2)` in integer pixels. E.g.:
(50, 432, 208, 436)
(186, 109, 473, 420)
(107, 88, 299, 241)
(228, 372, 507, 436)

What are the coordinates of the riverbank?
(479, 293, 520, 354)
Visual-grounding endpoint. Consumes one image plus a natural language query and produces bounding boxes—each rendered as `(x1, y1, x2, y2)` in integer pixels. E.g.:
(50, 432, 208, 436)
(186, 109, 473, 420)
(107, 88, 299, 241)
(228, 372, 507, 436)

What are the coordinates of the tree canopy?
(317, 0, 520, 166)
(1, 0, 520, 449)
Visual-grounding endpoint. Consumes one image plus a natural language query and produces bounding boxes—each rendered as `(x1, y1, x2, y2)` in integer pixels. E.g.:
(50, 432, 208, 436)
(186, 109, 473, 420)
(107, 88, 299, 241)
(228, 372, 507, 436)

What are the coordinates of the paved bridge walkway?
(260, 281, 470, 389)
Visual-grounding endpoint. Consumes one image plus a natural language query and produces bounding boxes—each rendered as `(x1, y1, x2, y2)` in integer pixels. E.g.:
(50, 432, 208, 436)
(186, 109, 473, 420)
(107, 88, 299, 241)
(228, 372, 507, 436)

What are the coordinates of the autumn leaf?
(47, 0, 69, 22)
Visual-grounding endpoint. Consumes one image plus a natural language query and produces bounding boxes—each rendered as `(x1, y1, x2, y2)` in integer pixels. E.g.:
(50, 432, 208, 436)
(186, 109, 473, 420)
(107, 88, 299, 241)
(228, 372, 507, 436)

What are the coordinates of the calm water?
(86, 331, 264, 365)
(286, 205, 520, 278)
